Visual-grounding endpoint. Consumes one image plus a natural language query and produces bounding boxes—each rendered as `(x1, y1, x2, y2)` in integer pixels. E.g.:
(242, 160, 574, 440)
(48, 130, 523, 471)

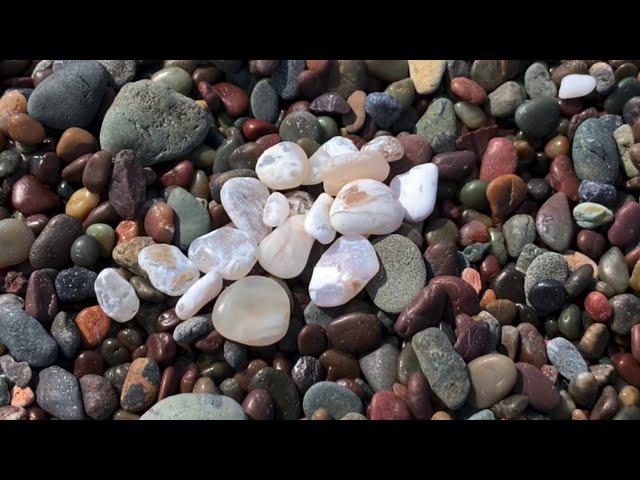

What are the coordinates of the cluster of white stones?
(95, 135, 438, 347)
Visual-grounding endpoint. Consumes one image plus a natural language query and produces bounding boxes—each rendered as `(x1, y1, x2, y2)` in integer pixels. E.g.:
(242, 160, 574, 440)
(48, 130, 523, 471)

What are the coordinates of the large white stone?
(329, 179, 404, 235)
(309, 235, 379, 307)
(304, 193, 336, 244)
(94, 268, 140, 323)
(558, 74, 596, 99)
(138, 244, 200, 296)
(175, 270, 223, 320)
(255, 141, 310, 190)
(304, 136, 358, 185)
(389, 163, 439, 222)
(257, 215, 315, 279)
(220, 176, 271, 242)
(262, 192, 289, 227)
(361, 135, 404, 162)
(319, 150, 390, 196)
(212, 275, 290, 346)
(188, 226, 257, 280)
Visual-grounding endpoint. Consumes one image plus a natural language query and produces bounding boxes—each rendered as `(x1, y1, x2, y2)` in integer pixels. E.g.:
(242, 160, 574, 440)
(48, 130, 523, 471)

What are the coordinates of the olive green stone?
(228, 142, 262, 170)
(613, 405, 640, 420)
(572, 202, 614, 229)
(85, 223, 115, 258)
(397, 342, 421, 385)
(454, 101, 487, 129)
(463, 242, 491, 263)
(70, 234, 101, 268)
(279, 110, 322, 143)
(191, 144, 217, 169)
(296, 137, 321, 157)
(490, 394, 529, 419)
(209, 168, 257, 203)
(365, 60, 409, 82)
(489, 228, 508, 265)
(219, 377, 244, 404)
(151, 67, 193, 96)
(424, 218, 459, 246)
(459, 179, 489, 210)
(100, 338, 131, 366)
(630, 261, 640, 293)
(604, 77, 640, 114)
(166, 187, 211, 250)
(327, 60, 368, 98)
(201, 362, 234, 383)
(135, 303, 164, 335)
(385, 78, 416, 108)
(514, 97, 560, 138)
(598, 247, 630, 295)
(213, 128, 243, 173)
(557, 304, 582, 340)
(317, 116, 338, 142)
(416, 97, 457, 145)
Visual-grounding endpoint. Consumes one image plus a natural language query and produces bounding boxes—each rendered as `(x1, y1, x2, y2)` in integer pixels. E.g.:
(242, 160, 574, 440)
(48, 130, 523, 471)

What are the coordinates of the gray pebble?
(50, 311, 81, 359)
(141, 393, 246, 420)
(546, 337, 589, 381)
(359, 343, 399, 392)
(302, 381, 363, 419)
(172, 315, 211, 344)
(36, 365, 85, 420)
(524, 62, 557, 99)
(0, 305, 58, 368)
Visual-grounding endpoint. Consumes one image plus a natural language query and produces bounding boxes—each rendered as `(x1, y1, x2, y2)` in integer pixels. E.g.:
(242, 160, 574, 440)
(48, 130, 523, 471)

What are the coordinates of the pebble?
(528, 279, 565, 315)
(188, 226, 257, 280)
(50, 312, 80, 359)
(514, 362, 561, 413)
(262, 192, 289, 227)
(389, 163, 438, 223)
(112, 236, 154, 276)
(599, 247, 630, 295)
(303, 193, 336, 245)
(610, 294, 640, 335)
(503, 214, 536, 257)
(79, 374, 118, 420)
(257, 215, 314, 279)
(303, 381, 363, 419)
(572, 117, 621, 184)
(369, 391, 412, 420)
(120, 357, 160, 413)
(486, 174, 527, 223)
(0, 304, 58, 367)
(608, 201, 640, 248)
(0, 218, 35, 268)
(359, 343, 399, 392)
(166, 186, 211, 250)
(480, 137, 517, 181)
(255, 141, 311, 190)
(590, 62, 616, 95)
(291, 356, 324, 394)
(220, 176, 271, 242)
(250, 78, 279, 123)
(467, 354, 517, 409)
(573, 202, 614, 229)
(98, 60, 136, 88)
(141, 393, 246, 420)
(408, 60, 446, 95)
(517, 323, 548, 368)
(94, 268, 140, 322)
(36, 365, 84, 419)
(524, 252, 569, 303)
(0, 355, 32, 387)
(578, 180, 617, 207)
(12, 175, 61, 216)
(55, 266, 97, 303)
(29, 214, 83, 270)
(524, 62, 558, 99)
(250, 366, 301, 420)
(514, 97, 560, 138)
(364, 92, 402, 129)
(546, 337, 589, 380)
(488, 81, 526, 118)
(174, 270, 222, 320)
(138, 244, 199, 296)
(559, 74, 596, 99)
(416, 98, 457, 151)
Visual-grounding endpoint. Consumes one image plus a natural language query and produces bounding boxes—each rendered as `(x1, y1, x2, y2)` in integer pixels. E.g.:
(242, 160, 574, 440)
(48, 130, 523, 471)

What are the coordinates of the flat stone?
(141, 393, 246, 420)
(546, 337, 589, 380)
(467, 353, 517, 409)
(524, 62, 557, 99)
(36, 365, 84, 420)
(572, 117, 621, 184)
(503, 214, 536, 257)
(408, 60, 446, 95)
(0, 305, 58, 367)
(359, 343, 399, 392)
(302, 381, 363, 419)
(488, 81, 526, 117)
(535, 192, 574, 252)
(167, 187, 211, 250)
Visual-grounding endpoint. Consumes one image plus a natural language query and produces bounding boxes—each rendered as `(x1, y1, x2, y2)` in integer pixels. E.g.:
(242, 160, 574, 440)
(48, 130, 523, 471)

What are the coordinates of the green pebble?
(397, 342, 421, 385)
(297, 137, 321, 157)
(279, 110, 322, 143)
(191, 144, 216, 169)
(424, 218, 459, 246)
(86, 223, 115, 258)
(70, 234, 102, 268)
(544, 318, 559, 339)
(573, 202, 614, 229)
(459, 180, 489, 210)
(463, 242, 491, 263)
(0, 150, 20, 178)
(151, 67, 193, 96)
(56, 180, 74, 200)
(385, 78, 416, 108)
(317, 116, 338, 142)
(489, 228, 508, 265)
(454, 101, 487, 129)
(364, 60, 409, 82)
(213, 128, 243, 173)
(557, 304, 582, 340)
(99, 338, 131, 367)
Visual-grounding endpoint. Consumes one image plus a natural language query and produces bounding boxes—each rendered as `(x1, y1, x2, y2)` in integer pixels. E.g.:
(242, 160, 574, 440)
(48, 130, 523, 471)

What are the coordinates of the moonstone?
(309, 234, 379, 307)
(94, 268, 140, 323)
(330, 179, 404, 235)
(138, 244, 199, 296)
(262, 192, 289, 227)
(361, 135, 404, 162)
(175, 270, 223, 320)
(188, 226, 257, 280)
(320, 150, 390, 195)
(257, 215, 315, 279)
(305, 136, 358, 185)
(220, 177, 271, 242)
(304, 193, 336, 244)
(255, 141, 311, 190)
(389, 163, 438, 222)
(559, 74, 596, 99)
(211, 276, 290, 346)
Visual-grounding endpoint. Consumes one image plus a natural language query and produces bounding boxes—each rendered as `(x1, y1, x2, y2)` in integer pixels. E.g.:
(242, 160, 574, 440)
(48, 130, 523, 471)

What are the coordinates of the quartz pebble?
(389, 163, 438, 223)
(257, 215, 315, 279)
(361, 135, 404, 162)
(220, 177, 271, 242)
(188, 226, 257, 280)
(94, 268, 140, 323)
(320, 150, 390, 195)
(175, 270, 223, 320)
(138, 244, 200, 296)
(304, 193, 336, 245)
(255, 141, 311, 190)
(559, 74, 596, 99)
(306, 136, 358, 186)
(262, 192, 290, 227)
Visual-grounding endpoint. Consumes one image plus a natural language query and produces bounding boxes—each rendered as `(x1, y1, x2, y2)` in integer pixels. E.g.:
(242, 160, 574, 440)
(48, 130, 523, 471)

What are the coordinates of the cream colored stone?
(175, 270, 223, 320)
(220, 176, 271, 242)
(389, 163, 438, 222)
(94, 268, 140, 323)
(304, 193, 336, 245)
(257, 215, 315, 279)
(304, 136, 358, 185)
(262, 192, 289, 227)
(255, 141, 310, 190)
(319, 150, 390, 196)
(361, 135, 404, 162)
(138, 244, 200, 296)
(467, 353, 518, 409)
(408, 60, 447, 95)
(188, 226, 257, 280)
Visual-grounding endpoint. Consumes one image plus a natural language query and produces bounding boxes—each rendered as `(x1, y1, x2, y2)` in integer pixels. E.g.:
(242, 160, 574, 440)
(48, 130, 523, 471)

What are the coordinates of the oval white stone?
(188, 226, 257, 280)
(558, 74, 596, 99)
(319, 150, 390, 196)
(304, 193, 336, 244)
(389, 163, 439, 222)
(262, 192, 289, 227)
(361, 135, 404, 162)
(309, 234, 379, 307)
(255, 141, 310, 190)
(257, 215, 315, 279)
(175, 270, 223, 320)
(220, 177, 272, 242)
(138, 244, 200, 296)
(304, 136, 358, 185)
(329, 179, 404, 235)
(94, 268, 140, 323)
(212, 275, 290, 346)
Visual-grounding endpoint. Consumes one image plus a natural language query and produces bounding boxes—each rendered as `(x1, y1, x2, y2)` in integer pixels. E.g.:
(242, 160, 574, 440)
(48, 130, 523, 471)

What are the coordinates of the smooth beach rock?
(94, 268, 140, 323)
(524, 62, 557, 99)
(249, 367, 301, 420)
(166, 186, 211, 250)
(257, 215, 315, 279)
(0, 305, 57, 368)
(514, 362, 561, 413)
(80, 374, 118, 420)
(141, 393, 246, 420)
(408, 60, 446, 95)
(467, 354, 517, 409)
(320, 151, 390, 196)
(479, 137, 517, 181)
(0, 218, 35, 268)
(599, 247, 630, 295)
(220, 176, 271, 242)
(138, 244, 199, 296)
(188, 226, 257, 280)
(524, 252, 569, 303)
(255, 141, 311, 190)
(572, 117, 621, 184)
(212, 276, 290, 347)
(362, 135, 404, 162)
(389, 163, 438, 223)
(29, 214, 83, 270)
(302, 381, 363, 419)
(359, 343, 399, 392)
(305, 136, 358, 185)
(488, 81, 526, 118)
(304, 193, 336, 245)
(547, 337, 589, 380)
(559, 74, 596, 99)
(535, 192, 574, 252)
(36, 365, 84, 420)
(175, 270, 223, 320)
(573, 202, 614, 229)
(120, 357, 160, 413)
(262, 192, 289, 227)
(514, 97, 560, 138)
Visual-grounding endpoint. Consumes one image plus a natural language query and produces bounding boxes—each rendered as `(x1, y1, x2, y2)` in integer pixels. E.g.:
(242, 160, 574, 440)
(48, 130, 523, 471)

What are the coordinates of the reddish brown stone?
(319, 348, 360, 381)
(387, 133, 432, 180)
(479, 137, 517, 182)
(613, 353, 640, 387)
(455, 125, 499, 158)
(450, 77, 487, 105)
(589, 385, 619, 420)
(432, 150, 477, 182)
(24, 270, 57, 324)
(11, 175, 60, 216)
(144, 201, 175, 244)
(255, 133, 282, 151)
(159, 160, 195, 189)
(297, 324, 327, 357)
(325, 313, 381, 355)
(369, 391, 412, 420)
(75, 306, 111, 349)
(486, 174, 527, 224)
(545, 155, 580, 202)
(120, 357, 161, 413)
(584, 291, 612, 322)
(61, 153, 92, 183)
(517, 323, 548, 368)
(212, 82, 249, 117)
(514, 362, 561, 413)
(242, 119, 278, 141)
(459, 220, 489, 247)
(56, 127, 97, 163)
(577, 229, 607, 260)
(454, 320, 489, 362)
(608, 201, 640, 249)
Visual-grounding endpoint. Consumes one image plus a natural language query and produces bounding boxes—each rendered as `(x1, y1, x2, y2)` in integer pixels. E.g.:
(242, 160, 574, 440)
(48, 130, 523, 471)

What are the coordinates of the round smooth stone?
(514, 97, 560, 138)
(302, 381, 363, 419)
(257, 215, 315, 279)
(138, 244, 199, 296)
(279, 110, 321, 143)
(212, 276, 290, 347)
(503, 214, 536, 257)
(364, 92, 402, 129)
(94, 268, 140, 323)
(572, 117, 621, 184)
(559, 74, 596, 99)
(305, 136, 358, 185)
(467, 354, 518, 409)
(527, 279, 565, 315)
(573, 202, 614, 229)
(141, 393, 246, 420)
(524, 62, 557, 99)
(599, 247, 630, 295)
(175, 270, 223, 320)
(188, 226, 257, 280)
(250, 78, 279, 123)
(487, 81, 526, 118)
(359, 343, 399, 392)
(524, 252, 569, 304)
(319, 151, 390, 195)
(262, 192, 289, 227)
(389, 163, 438, 223)
(0, 218, 35, 268)
(408, 60, 446, 95)
(304, 193, 336, 245)
(546, 337, 589, 381)
(255, 141, 311, 190)
(220, 177, 271, 243)
(361, 135, 404, 162)
(309, 235, 379, 308)
(329, 179, 404, 236)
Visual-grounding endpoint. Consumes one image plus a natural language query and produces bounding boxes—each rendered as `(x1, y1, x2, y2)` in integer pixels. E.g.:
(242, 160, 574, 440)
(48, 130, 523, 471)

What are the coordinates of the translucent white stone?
(175, 270, 223, 320)
(304, 193, 336, 245)
(220, 177, 272, 242)
(262, 192, 289, 227)
(308, 235, 379, 307)
(361, 135, 404, 162)
(212, 275, 290, 346)
(94, 268, 140, 323)
(138, 244, 200, 296)
(188, 226, 257, 280)
(319, 150, 390, 196)
(389, 163, 439, 222)
(304, 136, 359, 185)
(286, 190, 314, 215)
(257, 215, 315, 279)
(558, 74, 596, 99)
(329, 179, 404, 235)
(255, 141, 311, 190)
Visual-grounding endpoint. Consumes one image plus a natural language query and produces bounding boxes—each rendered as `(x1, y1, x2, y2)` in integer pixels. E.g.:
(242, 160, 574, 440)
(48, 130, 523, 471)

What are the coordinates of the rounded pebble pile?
(0, 59, 639, 421)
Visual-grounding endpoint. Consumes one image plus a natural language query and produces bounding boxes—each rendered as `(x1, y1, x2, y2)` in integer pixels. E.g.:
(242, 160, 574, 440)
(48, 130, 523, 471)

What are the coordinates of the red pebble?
(211, 82, 249, 117)
(545, 155, 580, 202)
(479, 137, 517, 182)
(159, 160, 195, 188)
(369, 391, 412, 420)
(242, 119, 278, 141)
(584, 291, 612, 322)
(450, 77, 487, 105)
(255, 134, 282, 151)
(461, 267, 482, 295)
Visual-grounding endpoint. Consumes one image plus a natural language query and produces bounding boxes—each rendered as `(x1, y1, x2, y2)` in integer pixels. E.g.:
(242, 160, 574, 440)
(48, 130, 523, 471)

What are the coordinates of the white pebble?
(319, 150, 390, 196)
(262, 192, 289, 227)
(361, 135, 404, 162)
(220, 176, 272, 242)
(304, 136, 358, 185)
(309, 235, 379, 307)
(175, 270, 223, 320)
(304, 193, 336, 244)
(255, 141, 310, 190)
(94, 268, 140, 323)
(329, 179, 404, 235)
(138, 244, 200, 296)
(188, 226, 257, 280)
(389, 163, 439, 222)
(257, 215, 315, 279)
(558, 74, 596, 99)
